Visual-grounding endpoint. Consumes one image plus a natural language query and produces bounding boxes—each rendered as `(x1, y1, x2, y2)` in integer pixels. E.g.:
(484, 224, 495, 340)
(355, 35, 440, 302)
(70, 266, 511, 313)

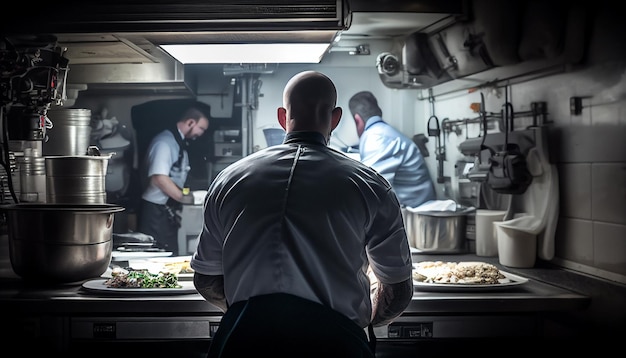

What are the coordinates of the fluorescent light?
(160, 43, 331, 64)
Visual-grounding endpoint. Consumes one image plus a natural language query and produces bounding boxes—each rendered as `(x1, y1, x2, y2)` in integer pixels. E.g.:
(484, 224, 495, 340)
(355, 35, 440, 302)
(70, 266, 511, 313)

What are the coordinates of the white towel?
(407, 199, 459, 213)
(498, 147, 559, 260)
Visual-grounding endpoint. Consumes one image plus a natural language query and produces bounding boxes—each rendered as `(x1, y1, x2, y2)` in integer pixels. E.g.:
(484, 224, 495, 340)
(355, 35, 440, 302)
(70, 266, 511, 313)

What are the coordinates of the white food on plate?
(412, 261, 506, 284)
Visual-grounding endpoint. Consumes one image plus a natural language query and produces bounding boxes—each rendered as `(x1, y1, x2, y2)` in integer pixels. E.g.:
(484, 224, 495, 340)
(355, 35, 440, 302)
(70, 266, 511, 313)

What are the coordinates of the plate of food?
(83, 268, 196, 295)
(412, 261, 528, 292)
(148, 256, 195, 280)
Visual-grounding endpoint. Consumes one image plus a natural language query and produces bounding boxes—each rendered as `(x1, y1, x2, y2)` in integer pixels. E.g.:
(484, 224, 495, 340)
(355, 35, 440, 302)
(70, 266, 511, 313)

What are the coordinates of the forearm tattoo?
(370, 278, 413, 327)
(193, 273, 228, 312)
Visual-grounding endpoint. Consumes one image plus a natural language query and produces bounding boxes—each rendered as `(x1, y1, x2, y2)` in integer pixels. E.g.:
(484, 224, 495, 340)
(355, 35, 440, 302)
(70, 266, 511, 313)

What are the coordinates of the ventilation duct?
(402, 31, 452, 88)
(223, 64, 279, 76)
(377, 32, 453, 89)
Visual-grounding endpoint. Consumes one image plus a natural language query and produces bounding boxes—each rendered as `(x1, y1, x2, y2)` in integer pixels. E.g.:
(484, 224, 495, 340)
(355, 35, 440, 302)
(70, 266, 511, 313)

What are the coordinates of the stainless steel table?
(0, 253, 592, 356)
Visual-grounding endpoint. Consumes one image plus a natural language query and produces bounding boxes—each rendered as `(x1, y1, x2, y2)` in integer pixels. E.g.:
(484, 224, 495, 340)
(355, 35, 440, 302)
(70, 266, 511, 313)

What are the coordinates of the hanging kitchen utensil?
(412, 133, 429, 158)
(466, 92, 491, 182)
(426, 91, 449, 184)
(485, 98, 532, 195)
(427, 114, 444, 183)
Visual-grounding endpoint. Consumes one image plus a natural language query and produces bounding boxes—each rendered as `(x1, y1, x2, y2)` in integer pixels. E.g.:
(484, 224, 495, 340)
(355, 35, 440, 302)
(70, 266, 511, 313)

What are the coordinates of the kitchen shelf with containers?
(213, 129, 242, 158)
(209, 128, 242, 183)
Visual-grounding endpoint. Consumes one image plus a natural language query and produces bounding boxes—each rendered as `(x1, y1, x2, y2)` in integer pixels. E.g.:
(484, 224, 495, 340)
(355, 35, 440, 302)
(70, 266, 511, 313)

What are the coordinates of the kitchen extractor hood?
(57, 35, 159, 65)
(64, 44, 191, 94)
(3, 0, 350, 67)
(2, 0, 466, 89)
(2, 0, 464, 61)
(3, 1, 349, 34)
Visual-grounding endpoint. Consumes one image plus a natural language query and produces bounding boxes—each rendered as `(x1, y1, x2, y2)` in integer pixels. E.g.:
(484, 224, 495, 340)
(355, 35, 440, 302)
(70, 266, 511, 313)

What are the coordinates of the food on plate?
(105, 268, 181, 288)
(412, 261, 506, 284)
(148, 256, 195, 275)
(162, 259, 194, 274)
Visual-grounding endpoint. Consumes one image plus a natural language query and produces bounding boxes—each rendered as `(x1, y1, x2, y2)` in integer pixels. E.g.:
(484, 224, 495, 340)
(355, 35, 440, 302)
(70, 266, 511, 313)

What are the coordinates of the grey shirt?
(191, 131, 412, 328)
(141, 128, 190, 205)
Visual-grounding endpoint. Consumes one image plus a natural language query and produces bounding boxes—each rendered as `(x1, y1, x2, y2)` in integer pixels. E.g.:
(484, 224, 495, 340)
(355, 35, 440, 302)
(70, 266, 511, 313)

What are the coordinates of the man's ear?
(184, 118, 195, 128)
(330, 106, 342, 130)
(277, 107, 287, 130)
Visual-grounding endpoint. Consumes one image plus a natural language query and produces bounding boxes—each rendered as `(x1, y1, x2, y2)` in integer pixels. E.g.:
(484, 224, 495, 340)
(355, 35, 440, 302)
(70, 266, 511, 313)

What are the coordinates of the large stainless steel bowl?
(403, 206, 475, 254)
(2, 203, 125, 283)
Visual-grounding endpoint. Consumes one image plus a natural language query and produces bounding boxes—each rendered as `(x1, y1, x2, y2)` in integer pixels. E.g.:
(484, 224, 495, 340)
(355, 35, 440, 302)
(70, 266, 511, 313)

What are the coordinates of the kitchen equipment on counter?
(495, 223, 537, 268)
(403, 204, 475, 254)
(110, 232, 165, 255)
(2, 203, 124, 283)
(16, 148, 46, 203)
(494, 146, 559, 263)
(474, 209, 507, 257)
(43, 108, 92, 156)
(214, 128, 242, 157)
(263, 127, 286, 147)
(45, 151, 112, 204)
(113, 232, 155, 247)
(177, 201, 204, 256)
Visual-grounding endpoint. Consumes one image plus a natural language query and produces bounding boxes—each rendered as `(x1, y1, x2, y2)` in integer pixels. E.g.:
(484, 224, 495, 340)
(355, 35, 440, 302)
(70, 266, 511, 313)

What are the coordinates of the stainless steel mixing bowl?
(2, 203, 125, 283)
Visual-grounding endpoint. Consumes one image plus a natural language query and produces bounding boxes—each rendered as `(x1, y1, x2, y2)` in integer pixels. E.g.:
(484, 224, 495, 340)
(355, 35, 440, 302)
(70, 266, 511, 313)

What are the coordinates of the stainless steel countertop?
(0, 253, 590, 317)
(406, 253, 590, 314)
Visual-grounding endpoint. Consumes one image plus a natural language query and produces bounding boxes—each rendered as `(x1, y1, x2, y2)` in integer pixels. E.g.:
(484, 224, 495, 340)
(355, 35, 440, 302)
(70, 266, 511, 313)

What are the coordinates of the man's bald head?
(278, 71, 342, 140)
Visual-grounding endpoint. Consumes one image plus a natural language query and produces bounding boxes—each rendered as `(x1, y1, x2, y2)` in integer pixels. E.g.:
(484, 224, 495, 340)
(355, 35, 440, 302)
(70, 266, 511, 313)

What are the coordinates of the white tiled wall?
(417, 2, 626, 283)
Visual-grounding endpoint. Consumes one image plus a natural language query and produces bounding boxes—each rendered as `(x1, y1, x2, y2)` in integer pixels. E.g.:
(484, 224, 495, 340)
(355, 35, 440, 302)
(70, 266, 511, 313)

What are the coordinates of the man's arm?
(370, 278, 413, 327)
(193, 272, 228, 312)
(151, 174, 184, 202)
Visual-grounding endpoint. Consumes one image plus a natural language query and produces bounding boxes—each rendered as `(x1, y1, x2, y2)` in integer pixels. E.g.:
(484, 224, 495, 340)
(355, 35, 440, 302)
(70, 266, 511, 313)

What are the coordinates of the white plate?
(111, 251, 173, 260)
(147, 256, 194, 278)
(82, 279, 196, 295)
(413, 271, 529, 292)
(115, 242, 155, 248)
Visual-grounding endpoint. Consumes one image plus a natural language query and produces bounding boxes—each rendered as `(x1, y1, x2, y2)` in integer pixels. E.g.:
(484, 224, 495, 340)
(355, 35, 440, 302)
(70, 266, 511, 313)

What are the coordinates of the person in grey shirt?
(139, 107, 209, 254)
(191, 71, 413, 357)
(349, 91, 436, 208)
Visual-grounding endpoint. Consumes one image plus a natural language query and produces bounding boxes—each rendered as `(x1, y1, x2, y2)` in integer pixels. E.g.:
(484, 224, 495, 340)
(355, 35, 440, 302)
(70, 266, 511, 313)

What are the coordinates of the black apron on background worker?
(138, 126, 189, 254)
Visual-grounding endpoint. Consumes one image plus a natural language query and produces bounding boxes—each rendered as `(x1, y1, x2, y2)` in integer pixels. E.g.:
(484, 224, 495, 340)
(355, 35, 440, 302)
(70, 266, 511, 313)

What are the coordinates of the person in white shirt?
(349, 91, 436, 208)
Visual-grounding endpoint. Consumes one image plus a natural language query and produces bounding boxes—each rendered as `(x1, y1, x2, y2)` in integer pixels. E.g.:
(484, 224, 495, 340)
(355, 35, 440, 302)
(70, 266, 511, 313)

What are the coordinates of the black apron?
(208, 293, 376, 358)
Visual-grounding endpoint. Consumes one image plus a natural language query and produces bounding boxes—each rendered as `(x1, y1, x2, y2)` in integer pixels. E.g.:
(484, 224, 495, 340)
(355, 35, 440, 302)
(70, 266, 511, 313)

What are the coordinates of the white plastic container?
(495, 223, 537, 268)
(475, 209, 507, 257)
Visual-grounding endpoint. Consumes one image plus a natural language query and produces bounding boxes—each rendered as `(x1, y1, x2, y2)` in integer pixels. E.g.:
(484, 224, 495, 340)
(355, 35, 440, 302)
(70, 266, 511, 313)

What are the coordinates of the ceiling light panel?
(160, 43, 331, 64)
